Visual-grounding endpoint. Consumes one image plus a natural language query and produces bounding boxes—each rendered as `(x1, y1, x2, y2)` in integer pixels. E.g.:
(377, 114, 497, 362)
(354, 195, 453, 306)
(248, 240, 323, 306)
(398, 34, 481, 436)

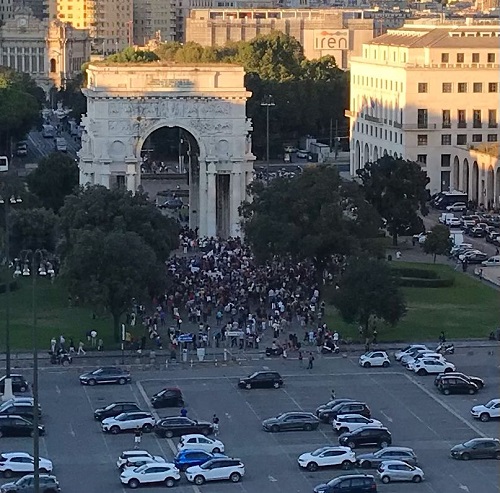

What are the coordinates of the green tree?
(240, 166, 380, 268)
(9, 208, 58, 255)
(423, 225, 452, 262)
(26, 153, 79, 212)
(59, 186, 178, 261)
(357, 156, 430, 246)
(106, 47, 159, 63)
(63, 229, 163, 341)
(332, 257, 407, 339)
(154, 41, 183, 61)
(57, 72, 87, 122)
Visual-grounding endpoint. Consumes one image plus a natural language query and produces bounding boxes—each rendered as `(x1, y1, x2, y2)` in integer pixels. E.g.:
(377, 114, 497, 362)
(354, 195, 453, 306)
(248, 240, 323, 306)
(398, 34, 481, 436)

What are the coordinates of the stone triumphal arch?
(78, 63, 256, 237)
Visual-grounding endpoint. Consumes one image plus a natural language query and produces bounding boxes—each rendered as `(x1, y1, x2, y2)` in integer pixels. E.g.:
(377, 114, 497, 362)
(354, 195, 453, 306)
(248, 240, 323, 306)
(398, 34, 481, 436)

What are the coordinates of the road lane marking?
(69, 423, 76, 437)
(55, 385, 61, 395)
(380, 410, 393, 423)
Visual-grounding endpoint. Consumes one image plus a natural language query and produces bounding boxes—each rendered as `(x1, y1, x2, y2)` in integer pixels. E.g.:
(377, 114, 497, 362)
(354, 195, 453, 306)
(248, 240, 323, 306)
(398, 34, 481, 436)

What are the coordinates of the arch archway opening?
(472, 161, 479, 204)
(487, 166, 494, 209)
(452, 156, 460, 190)
(463, 159, 470, 197)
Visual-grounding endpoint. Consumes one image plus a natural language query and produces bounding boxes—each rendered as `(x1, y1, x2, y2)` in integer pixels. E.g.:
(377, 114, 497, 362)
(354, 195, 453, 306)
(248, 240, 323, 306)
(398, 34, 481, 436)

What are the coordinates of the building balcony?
(401, 123, 437, 131)
(473, 122, 483, 129)
(457, 122, 467, 128)
(488, 122, 498, 128)
(393, 121, 402, 129)
(364, 115, 381, 123)
(442, 123, 451, 129)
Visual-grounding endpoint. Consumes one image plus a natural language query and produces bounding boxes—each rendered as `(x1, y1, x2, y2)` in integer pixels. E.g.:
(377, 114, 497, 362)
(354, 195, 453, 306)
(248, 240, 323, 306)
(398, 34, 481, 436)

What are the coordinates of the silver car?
(377, 460, 425, 483)
(356, 446, 418, 468)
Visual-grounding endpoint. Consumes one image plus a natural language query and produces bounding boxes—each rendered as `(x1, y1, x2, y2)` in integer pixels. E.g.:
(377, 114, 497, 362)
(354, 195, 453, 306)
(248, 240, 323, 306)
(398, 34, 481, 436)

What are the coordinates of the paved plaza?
(3, 348, 499, 493)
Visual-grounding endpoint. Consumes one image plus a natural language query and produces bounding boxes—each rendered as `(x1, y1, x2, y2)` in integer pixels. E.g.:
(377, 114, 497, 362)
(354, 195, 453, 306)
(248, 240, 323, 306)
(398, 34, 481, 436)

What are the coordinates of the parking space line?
(402, 373, 487, 438)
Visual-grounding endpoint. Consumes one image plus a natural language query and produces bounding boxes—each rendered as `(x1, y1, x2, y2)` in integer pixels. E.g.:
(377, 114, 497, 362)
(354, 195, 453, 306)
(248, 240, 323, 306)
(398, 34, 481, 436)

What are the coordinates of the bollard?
(190, 358, 194, 368)
(214, 359, 218, 366)
(224, 349, 228, 362)
(165, 358, 169, 370)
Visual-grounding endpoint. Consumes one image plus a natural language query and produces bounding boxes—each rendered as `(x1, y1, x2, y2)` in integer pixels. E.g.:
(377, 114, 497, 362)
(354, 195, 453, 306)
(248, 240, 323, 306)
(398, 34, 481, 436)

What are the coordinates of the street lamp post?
(260, 95, 275, 185)
(1, 194, 22, 402)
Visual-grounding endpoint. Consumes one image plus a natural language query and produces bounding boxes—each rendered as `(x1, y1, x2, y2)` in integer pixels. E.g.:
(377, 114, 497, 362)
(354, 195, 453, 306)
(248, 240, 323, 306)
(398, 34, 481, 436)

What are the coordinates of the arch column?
(230, 164, 242, 237)
(206, 162, 217, 238)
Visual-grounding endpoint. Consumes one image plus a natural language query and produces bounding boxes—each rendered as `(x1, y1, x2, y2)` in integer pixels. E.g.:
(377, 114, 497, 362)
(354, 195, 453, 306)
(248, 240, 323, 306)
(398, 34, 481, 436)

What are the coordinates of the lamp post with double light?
(260, 95, 275, 184)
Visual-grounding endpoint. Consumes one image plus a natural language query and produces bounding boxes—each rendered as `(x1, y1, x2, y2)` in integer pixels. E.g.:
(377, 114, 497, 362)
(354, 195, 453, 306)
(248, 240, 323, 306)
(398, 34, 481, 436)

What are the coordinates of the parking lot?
(3, 348, 499, 493)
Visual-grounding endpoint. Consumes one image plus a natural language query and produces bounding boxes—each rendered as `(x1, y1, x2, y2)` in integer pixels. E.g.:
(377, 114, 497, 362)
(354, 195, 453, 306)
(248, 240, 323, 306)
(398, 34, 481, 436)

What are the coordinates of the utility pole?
(260, 95, 275, 185)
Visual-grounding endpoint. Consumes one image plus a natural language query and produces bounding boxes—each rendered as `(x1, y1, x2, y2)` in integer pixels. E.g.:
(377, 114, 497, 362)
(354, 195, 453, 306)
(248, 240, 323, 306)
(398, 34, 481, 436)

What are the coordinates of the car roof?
(380, 460, 414, 466)
(336, 414, 370, 420)
(382, 446, 414, 452)
(159, 387, 182, 392)
(333, 401, 365, 409)
(179, 449, 209, 455)
(181, 434, 213, 440)
(2, 452, 31, 458)
(122, 450, 151, 455)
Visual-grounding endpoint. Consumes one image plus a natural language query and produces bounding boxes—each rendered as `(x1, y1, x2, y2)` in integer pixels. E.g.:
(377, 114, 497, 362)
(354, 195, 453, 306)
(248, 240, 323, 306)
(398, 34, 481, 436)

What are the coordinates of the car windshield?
(134, 464, 148, 473)
(200, 461, 212, 470)
(104, 404, 117, 411)
(311, 447, 329, 456)
(114, 413, 127, 421)
(247, 372, 258, 379)
(92, 369, 102, 375)
(485, 400, 496, 409)
(463, 439, 477, 447)
(275, 413, 285, 419)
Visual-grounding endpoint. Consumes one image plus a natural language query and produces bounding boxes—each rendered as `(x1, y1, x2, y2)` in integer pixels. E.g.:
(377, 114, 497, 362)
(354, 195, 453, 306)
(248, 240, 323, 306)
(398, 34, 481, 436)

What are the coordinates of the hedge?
(395, 277, 454, 288)
(391, 267, 438, 279)
(0, 281, 19, 294)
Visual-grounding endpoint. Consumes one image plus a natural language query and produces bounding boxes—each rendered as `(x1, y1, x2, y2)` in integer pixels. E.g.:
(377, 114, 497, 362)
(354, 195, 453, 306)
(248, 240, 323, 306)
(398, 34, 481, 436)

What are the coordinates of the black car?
(238, 371, 283, 389)
(313, 474, 377, 493)
(0, 474, 60, 493)
(339, 427, 392, 449)
(154, 417, 213, 438)
(466, 252, 489, 264)
(151, 388, 184, 409)
(0, 375, 29, 394)
(434, 372, 484, 389)
(94, 402, 142, 421)
(469, 227, 486, 238)
(315, 399, 355, 419)
(319, 401, 371, 424)
(159, 198, 183, 209)
(262, 412, 320, 432)
(0, 402, 41, 421)
(450, 438, 500, 460)
(79, 367, 131, 386)
(0, 415, 45, 438)
(438, 376, 479, 395)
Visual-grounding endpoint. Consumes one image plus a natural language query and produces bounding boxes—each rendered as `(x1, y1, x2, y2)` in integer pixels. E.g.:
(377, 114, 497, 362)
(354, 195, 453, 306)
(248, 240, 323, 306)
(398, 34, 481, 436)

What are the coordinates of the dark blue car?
(174, 450, 226, 471)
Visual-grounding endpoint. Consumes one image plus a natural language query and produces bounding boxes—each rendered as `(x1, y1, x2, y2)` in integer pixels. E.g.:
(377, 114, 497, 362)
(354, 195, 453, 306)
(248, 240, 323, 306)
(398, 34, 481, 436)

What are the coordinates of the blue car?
(174, 450, 226, 471)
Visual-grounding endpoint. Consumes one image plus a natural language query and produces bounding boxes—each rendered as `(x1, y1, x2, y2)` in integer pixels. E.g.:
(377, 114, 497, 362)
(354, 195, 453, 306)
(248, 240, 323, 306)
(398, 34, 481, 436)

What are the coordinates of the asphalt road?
(24, 128, 80, 162)
(3, 348, 498, 493)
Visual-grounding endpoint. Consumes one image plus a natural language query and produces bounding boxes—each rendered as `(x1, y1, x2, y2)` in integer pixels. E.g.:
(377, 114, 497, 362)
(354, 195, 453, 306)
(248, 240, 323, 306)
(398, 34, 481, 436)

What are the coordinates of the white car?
(333, 414, 384, 434)
(471, 399, 500, 422)
(121, 456, 167, 470)
(403, 352, 445, 368)
(377, 460, 425, 483)
(409, 358, 455, 376)
(297, 446, 356, 471)
(102, 412, 155, 434)
(446, 202, 467, 212)
(448, 218, 461, 228)
(482, 256, 500, 267)
(296, 149, 308, 158)
(394, 345, 428, 362)
(400, 348, 435, 365)
(120, 462, 180, 488)
(177, 434, 225, 454)
(185, 457, 245, 485)
(0, 452, 53, 478)
(116, 451, 165, 469)
(458, 250, 483, 261)
(359, 351, 390, 368)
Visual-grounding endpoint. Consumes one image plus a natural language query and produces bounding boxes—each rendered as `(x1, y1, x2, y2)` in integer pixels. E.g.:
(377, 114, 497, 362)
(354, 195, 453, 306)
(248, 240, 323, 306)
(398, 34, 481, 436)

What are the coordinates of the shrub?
(0, 281, 19, 294)
(391, 267, 438, 279)
(391, 266, 454, 288)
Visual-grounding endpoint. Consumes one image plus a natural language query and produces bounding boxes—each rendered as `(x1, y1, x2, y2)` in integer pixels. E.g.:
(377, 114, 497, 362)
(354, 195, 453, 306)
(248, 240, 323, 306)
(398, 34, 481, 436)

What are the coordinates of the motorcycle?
(49, 350, 73, 366)
(265, 346, 284, 357)
(321, 341, 340, 355)
(436, 342, 454, 355)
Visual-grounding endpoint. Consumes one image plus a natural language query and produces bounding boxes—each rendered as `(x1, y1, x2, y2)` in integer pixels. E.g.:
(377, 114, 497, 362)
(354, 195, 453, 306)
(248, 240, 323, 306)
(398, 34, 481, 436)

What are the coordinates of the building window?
(473, 83, 483, 93)
(418, 83, 428, 93)
(488, 109, 497, 128)
(457, 134, 467, 145)
(442, 82, 452, 93)
(458, 83, 467, 93)
(441, 53, 449, 63)
(417, 135, 428, 146)
(489, 83, 498, 93)
(417, 109, 428, 129)
(456, 53, 464, 63)
(472, 134, 483, 143)
(441, 154, 451, 167)
(488, 134, 498, 142)
(487, 53, 496, 63)
(473, 110, 482, 128)
(417, 154, 427, 165)
(441, 134, 452, 145)
(457, 110, 466, 128)
(442, 110, 451, 128)
(472, 53, 479, 63)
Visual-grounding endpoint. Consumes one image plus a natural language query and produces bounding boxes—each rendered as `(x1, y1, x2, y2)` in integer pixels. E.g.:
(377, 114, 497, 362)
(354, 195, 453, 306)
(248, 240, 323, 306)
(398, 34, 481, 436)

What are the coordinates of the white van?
(481, 255, 500, 267)
(55, 137, 67, 152)
(449, 231, 464, 246)
(439, 212, 455, 224)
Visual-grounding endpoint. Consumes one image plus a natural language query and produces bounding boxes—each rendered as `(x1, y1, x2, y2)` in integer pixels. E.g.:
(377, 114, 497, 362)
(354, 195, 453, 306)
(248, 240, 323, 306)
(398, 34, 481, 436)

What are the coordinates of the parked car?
(377, 460, 424, 483)
(0, 474, 60, 493)
(333, 414, 384, 434)
(358, 351, 390, 368)
(15, 142, 28, 157)
(79, 367, 131, 386)
(177, 434, 225, 454)
(400, 348, 435, 365)
(159, 198, 184, 210)
(0, 452, 52, 478)
(0, 402, 41, 422)
(338, 427, 392, 449)
(154, 417, 213, 439)
(469, 227, 487, 238)
(409, 358, 456, 375)
(465, 252, 489, 264)
(485, 233, 500, 244)
(94, 402, 141, 421)
(185, 457, 245, 485)
(120, 456, 166, 471)
(116, 451, 164, 469)
(403, 352, 445, 368)
(482, 255, 500, 266)
(356, 447, 418, 468)
(446, 202, 467, 212)
(296, 149, 308, 158)
(448, 218, 461, 228)
(0, 415, 45, 438)
(0, 375, 29, 394)
(450, 438, 500, 460)
(393, 345, 428, 362)
(470, 399, 500, 422)
(150, 388, 184, 408)
(434, 372, 484, 389)
(313, 474, 377, 493)
(315, 399, 355, 420)
(298, 446, 356, 471)
(319, 401, 371, 424)
(262, 412, 319, 432)
(438, 376, 479, 395)
(120, 462, 180, 488)
(238, 371, 283, 389)
(174, 450, 226, 471)
(101, 412, 155, 434)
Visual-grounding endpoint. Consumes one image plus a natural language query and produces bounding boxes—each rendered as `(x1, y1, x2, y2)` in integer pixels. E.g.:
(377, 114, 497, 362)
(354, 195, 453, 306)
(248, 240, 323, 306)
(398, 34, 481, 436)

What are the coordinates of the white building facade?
(348, 20, 500, 206)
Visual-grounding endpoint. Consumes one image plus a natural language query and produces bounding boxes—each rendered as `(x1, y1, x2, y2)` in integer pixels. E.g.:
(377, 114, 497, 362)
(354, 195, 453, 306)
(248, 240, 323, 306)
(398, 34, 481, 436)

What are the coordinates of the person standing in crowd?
(212, 414, 220, 436)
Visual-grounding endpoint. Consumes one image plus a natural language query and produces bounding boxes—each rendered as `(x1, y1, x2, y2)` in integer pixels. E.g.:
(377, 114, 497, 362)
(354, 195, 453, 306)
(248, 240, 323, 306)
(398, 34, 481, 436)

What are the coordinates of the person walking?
(307, 352, 314, 370)
(180, 406, 188, 417)
(77, 340, 86, 355)
(212, 414, 220, 437)
(134, 427, 142, 449)
(298, 350, 303, 368)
